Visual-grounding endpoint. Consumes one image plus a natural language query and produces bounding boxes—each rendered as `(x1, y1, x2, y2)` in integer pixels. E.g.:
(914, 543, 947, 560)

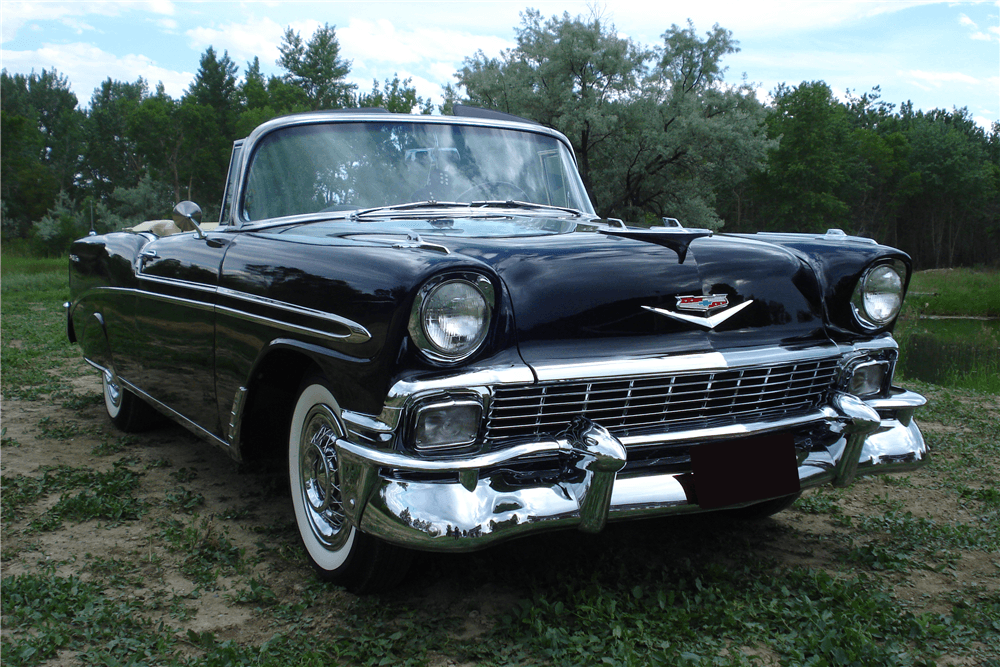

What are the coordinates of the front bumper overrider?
(332, 348, 928, 552)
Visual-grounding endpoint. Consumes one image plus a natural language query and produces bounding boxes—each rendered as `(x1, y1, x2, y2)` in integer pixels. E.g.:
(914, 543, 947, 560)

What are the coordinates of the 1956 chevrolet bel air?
(67, 106, 927, 592)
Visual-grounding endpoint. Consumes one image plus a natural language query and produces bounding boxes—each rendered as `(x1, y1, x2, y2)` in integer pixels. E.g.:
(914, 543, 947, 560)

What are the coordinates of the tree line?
(2, 10, 997, 268)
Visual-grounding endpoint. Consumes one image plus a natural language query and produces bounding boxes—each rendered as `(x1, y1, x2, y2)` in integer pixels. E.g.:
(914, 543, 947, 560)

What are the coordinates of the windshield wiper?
(467, 200, 585, 216)
(351, 201, 470, 220)
(351, 200, 587, 220)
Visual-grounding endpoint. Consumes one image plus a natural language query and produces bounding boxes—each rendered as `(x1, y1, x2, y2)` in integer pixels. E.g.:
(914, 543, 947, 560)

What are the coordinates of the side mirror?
(173, 201, 205, 239)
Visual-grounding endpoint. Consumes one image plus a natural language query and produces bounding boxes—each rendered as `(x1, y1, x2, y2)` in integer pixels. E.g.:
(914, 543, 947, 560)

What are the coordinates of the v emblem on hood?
(642, 299, 754, 330)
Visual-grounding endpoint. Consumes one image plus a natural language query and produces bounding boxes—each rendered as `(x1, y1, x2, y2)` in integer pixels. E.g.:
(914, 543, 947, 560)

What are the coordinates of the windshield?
(241, 121, 594, 222)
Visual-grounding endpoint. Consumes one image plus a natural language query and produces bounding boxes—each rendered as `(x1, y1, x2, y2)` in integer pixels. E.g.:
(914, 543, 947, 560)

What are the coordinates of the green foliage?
(0, 253, 77, 400)
(906, 268, 1000, 317)
(456, 10, 772, 228)
(158, 518, 243, 584)
(0, 69, 85, 240)
(752, 81, 855, 232)
(3, 461, 144, 528)
(4, 17, 996, 267)
(94, 173, 176, 231)
(357, 75, 432, 114)
(734, 84, 999, 268)
(277, 23, 355, 110)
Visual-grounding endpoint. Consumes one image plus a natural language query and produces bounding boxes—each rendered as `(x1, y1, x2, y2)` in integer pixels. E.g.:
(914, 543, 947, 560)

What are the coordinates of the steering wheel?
(457, 181, 528, 202)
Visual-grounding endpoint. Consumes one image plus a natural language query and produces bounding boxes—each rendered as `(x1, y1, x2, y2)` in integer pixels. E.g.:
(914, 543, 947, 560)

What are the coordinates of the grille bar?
(484, 359, 838, 444)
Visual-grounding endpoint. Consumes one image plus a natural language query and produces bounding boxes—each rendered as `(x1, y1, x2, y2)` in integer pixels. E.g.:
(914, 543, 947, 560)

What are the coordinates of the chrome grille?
(484, 358, 839, 445)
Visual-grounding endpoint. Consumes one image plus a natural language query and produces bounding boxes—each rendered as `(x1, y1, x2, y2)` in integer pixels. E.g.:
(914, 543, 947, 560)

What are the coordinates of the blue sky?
(2, 1, 998, 128)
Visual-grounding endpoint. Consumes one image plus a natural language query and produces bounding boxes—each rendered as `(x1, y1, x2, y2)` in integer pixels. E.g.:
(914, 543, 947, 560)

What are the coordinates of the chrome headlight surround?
(851, 260, 906, 330)
(408, 272, 496, 363)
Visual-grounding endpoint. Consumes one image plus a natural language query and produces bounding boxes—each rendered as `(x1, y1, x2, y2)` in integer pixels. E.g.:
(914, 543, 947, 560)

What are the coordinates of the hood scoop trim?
(599, 228, 712, 263)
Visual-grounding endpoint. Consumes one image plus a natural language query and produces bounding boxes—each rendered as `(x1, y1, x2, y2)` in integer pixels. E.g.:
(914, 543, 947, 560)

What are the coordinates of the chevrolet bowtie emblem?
(642, 296, 754, 330)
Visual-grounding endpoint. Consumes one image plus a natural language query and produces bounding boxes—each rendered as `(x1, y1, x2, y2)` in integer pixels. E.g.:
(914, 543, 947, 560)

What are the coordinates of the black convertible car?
(67, 107, 927, 592)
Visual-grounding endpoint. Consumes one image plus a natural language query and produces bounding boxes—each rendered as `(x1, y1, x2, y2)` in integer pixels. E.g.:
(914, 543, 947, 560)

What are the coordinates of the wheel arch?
(235, 338, 369, 465)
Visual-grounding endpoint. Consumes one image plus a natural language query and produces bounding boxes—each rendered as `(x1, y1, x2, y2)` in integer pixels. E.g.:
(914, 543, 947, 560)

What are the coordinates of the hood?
(445, 230, 830, 368)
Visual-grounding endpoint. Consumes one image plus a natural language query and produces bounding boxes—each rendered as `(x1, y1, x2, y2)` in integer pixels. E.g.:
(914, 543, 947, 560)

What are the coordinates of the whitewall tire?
(288, 378, 411, 592)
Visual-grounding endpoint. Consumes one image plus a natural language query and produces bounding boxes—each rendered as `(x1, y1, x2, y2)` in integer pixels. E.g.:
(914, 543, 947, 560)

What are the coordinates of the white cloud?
(603, 0, 948, 41)
(956, 7, 999, 42)
(1, 1, 175, 43)
(185, 16, 288, 69)
(906, 69, 981, 90)
(339, 18, 510, 67)
(0, 42, 192, 104)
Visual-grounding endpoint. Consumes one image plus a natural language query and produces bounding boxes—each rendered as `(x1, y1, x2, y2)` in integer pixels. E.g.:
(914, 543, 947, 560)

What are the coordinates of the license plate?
(688, 434, 800, 509)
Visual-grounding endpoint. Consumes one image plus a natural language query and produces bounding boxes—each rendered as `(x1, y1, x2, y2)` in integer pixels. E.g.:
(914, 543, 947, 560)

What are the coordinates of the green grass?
(905, 268, 1000, 318)
(2, 461, 145, 530)
(895, 268, 1000, 393)
(1, 253, 79, 400)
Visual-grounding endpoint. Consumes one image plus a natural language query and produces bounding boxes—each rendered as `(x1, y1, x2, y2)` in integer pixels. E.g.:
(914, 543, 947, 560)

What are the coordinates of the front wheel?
(288, 380, 411, 593)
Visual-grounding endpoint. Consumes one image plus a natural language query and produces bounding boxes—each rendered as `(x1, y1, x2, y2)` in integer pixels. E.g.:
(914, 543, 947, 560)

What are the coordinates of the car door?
(133, 230, 231, 435)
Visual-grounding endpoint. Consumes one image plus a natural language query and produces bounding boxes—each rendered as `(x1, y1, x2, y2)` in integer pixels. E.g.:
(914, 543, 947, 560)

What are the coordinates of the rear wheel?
(102, 371, 160, 432)
(288, 379, 411, 593)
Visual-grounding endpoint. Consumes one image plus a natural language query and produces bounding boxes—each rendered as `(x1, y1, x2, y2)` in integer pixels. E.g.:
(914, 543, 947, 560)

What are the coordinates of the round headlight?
(410, 276, 493, 361)
(852, 262, 904, 328)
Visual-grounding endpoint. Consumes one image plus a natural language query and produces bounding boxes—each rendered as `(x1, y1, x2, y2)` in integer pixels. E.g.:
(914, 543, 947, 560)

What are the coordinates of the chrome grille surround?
(484, 358, 840, 446)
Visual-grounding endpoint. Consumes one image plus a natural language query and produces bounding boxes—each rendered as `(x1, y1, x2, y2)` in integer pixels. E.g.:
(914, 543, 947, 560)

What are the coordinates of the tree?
(750, 81, 856, 233)
(356, 75, 431, 114)
(277, 23, 355, 109)
(898, 108, 995, 267)
(455, 11, 771, 228)
(184, 47, 241, 208)
(84, 77, 148, 199)
(0, 69, 84, 237)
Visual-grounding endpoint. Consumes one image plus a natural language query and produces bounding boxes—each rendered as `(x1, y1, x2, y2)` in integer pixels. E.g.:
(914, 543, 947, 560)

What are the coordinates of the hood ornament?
(643, 296, 754, 330)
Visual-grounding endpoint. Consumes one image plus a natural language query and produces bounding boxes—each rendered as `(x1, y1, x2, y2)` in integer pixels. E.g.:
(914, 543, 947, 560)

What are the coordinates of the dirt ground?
(2, 359, 998, 664)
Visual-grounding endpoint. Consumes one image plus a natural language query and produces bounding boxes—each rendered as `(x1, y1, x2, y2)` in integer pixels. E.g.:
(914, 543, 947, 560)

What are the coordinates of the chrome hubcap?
(298, 405, 349, 550)
(104, 371, 122, 408)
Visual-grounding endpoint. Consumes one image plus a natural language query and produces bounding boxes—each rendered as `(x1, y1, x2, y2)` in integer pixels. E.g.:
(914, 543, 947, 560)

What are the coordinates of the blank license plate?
(689, 434, 800, 509)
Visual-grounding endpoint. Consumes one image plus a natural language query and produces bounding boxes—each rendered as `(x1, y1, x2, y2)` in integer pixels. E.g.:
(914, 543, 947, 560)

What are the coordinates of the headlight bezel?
(408, 393, 485, 455)
(408, 272, 496, 363)
(851, 260, 907, 331)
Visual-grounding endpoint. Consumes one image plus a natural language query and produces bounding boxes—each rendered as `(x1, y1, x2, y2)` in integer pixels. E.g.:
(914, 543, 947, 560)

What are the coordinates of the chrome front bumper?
(333, 386, 927, 552)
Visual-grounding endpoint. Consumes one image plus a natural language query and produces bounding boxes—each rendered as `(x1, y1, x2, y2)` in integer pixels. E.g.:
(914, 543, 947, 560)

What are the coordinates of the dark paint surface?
(69, 216, 909, 441)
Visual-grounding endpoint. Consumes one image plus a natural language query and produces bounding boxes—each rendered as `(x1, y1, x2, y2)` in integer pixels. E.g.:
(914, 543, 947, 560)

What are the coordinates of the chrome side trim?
(227, 386, 248, 446)
(217, 287, 371, 343)
(135, 272, 216, 293)
(216, 304, 368, 344)
(83, 360, 233, 456)
(138, 289, 216, 312)
(85, 282, 371, 344)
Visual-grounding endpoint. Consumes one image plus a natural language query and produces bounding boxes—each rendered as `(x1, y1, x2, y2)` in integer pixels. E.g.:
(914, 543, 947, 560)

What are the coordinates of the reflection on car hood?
(443, 229, 830, 367)
(282, 216, 830, 367)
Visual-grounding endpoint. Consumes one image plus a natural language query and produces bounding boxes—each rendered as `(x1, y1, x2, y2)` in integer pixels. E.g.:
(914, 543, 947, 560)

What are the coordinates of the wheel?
(457, 181, 528, 202)
(723, 492, 801, 520)
(102, 370, 160, 432)
(288, 379, 411, 593)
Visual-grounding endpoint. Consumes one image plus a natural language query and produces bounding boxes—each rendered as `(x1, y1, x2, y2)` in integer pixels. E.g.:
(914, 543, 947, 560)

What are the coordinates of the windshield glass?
(241, 121, 594, 221)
